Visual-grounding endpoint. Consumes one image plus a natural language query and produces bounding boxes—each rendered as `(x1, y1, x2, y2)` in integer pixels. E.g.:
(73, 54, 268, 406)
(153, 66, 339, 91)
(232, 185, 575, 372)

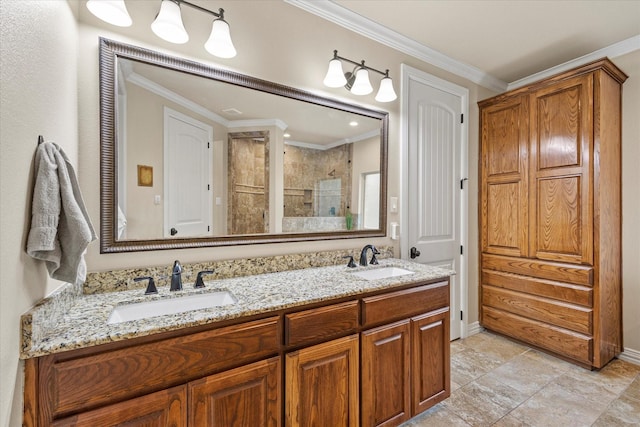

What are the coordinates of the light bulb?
(350, 68, 373, 95)
(375, 77, 397, 102)
(151, 0, 189, 44)
(323, 59, 347, 88)
(86, 0, 132, 27)
(205, 18, 237, 58)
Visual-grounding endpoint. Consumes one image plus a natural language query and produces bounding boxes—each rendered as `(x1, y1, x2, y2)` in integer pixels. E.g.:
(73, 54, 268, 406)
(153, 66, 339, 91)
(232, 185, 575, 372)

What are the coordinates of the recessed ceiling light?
(349, 121, 358, 127)
(284, 133, 291, 138)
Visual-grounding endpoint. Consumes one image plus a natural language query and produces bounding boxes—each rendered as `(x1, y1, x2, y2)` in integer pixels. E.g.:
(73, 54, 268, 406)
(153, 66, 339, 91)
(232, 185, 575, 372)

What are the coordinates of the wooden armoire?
(478, 58, 627, 369)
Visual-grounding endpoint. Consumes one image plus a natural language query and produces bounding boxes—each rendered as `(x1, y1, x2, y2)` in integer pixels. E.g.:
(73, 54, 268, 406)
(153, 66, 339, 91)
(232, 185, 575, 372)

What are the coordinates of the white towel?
(27, 142, 97, 285)
(117, 205, 127, 239)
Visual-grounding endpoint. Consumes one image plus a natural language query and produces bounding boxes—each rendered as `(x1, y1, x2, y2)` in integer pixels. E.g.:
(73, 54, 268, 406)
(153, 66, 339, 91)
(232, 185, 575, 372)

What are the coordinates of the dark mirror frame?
(99, 38, 388, 253)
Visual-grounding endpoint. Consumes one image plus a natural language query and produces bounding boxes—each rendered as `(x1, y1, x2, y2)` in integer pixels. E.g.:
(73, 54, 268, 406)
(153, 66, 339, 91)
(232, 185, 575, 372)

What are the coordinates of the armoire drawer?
(482, 286, 593, 334)
(482, 306, 592, 364)
(482, 254, 593, 286)
(482, 269, 592, 307)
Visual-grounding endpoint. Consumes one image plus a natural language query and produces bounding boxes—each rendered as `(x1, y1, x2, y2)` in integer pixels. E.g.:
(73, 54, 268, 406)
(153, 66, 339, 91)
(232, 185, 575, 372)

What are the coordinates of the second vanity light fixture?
(323, 50, 397, 102)
(86, 0, 237, 58)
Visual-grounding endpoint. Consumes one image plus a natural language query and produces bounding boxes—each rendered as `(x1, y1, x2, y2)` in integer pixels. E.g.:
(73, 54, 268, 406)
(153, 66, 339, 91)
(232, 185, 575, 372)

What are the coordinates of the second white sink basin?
(108, 290, 237, 324)
(351, 267, 414, 281)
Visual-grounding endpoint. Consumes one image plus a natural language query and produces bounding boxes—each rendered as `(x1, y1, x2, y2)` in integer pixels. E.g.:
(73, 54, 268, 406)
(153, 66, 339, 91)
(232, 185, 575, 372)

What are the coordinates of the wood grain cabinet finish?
(52, 386, 187, 427)
(361, 309, 450, 427)
(285, 300, 359, 347)
(189, 357, 281, 427)
(285, 334, 360, 427)
(479, 58, 626, 369)
(24, 278, 451, 426)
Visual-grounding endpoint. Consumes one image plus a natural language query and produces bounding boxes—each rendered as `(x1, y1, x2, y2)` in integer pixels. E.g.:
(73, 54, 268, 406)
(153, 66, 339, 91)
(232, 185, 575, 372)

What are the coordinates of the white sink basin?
(108, 291, 237, 324)
(351, 267, 414, 281)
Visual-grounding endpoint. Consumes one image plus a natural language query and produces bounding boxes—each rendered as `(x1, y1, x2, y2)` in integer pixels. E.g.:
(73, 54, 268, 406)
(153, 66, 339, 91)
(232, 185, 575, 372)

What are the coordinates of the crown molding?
(508, 34, 640, 90)
(285, 0, 508, 93)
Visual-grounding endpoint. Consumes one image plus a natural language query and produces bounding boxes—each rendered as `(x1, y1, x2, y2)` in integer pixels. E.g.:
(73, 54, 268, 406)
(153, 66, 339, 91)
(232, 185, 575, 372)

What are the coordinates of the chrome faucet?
(359, 244, 380, 267)
(170, 260, 183, 291)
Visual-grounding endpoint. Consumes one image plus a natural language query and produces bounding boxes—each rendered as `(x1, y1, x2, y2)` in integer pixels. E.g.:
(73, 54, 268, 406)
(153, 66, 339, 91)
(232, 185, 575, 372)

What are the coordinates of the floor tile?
(400, 403, 470, 426)
(591, 394, 640, 426)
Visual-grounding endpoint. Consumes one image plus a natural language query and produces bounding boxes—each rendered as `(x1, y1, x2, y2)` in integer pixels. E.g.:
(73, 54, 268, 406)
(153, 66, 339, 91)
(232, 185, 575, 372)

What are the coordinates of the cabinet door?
(480, 95, 530, 258)
(52, 386, 186, 427)
(529, 74, 593, 264)
(189, 357, 281, 427)
(361, 320, 411, 427)
(285, 335, 359, 427)
(411, 309, 450, 415)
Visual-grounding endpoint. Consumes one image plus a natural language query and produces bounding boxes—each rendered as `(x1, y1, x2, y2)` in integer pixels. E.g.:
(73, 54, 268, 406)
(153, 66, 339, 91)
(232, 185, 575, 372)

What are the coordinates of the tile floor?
(402, 331, 640, 426)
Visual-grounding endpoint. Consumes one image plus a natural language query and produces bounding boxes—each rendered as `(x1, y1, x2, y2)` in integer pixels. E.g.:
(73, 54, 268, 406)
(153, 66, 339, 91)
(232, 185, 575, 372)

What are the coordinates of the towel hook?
(37, 135, 44, 145)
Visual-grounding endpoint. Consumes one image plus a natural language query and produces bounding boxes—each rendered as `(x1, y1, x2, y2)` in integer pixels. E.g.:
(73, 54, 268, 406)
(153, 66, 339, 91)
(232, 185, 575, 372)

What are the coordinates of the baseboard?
(466, 321, 483, 337)
(618, 347, 640, 366)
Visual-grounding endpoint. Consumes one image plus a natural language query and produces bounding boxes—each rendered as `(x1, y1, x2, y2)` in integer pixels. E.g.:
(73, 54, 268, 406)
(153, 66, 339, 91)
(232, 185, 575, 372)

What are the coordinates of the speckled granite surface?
(21, 255, 453, 359)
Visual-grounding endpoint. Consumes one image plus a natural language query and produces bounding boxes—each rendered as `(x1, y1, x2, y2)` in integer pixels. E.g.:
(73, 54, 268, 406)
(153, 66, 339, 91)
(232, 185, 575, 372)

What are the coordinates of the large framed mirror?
(99, 38, 388, 253)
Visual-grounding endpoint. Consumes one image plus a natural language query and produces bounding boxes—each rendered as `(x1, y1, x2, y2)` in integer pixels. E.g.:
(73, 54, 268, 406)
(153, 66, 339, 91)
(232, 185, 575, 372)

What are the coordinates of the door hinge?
(460, 177, 468, 189)
(460, 311, 463, 321)
(461, 114, 464, 124)
(207, 226, 210, 232)
(207, 184, 210, 190)
(460, 245, 464, 255)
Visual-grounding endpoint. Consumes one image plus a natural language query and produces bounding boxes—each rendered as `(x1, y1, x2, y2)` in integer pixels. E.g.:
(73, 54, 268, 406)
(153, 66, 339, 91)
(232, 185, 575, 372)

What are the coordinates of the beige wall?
(1, 1, 639, 426)
(616, 50, 640, 353)
(0, 1, 79, 426)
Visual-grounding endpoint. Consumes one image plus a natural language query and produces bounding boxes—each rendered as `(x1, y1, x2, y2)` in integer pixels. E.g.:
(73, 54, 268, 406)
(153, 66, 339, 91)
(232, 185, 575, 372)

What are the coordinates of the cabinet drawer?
(482, 306, 592, 364)
(362, 281, 449, 328)
(285, 300, 359, 347)
(482, 269, 592, 307)
(40, 316, 281, 419)
(482, 254, 593, 286)
(483, 286, 592, 334)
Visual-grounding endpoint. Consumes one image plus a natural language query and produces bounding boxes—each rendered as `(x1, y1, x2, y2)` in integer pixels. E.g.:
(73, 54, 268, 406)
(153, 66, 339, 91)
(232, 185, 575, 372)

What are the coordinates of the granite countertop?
(21, 258, 453, 359)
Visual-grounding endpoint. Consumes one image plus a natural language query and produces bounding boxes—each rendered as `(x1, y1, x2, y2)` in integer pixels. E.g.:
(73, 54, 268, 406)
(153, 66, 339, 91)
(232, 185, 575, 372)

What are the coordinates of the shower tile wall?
(283, 144, 352, 217)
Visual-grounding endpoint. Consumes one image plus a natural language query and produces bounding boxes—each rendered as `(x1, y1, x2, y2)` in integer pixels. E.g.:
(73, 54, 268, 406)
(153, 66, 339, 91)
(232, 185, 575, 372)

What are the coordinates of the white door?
(164, 108, 213, 238)
(402, 65, 468, 341)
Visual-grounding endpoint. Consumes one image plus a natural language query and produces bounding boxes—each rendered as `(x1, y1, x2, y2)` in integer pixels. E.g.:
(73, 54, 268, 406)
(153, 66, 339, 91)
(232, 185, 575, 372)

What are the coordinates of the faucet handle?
(195, 270, 215, 288)
(342, 256, 357, 268)
(370, 247, 380, 265)
(135, 276, 158, 295)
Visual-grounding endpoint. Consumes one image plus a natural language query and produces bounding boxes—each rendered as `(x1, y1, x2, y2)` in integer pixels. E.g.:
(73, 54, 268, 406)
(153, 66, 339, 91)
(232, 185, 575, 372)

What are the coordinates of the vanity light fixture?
(86, 0, 236, 59)
(323, 50, 397, 102)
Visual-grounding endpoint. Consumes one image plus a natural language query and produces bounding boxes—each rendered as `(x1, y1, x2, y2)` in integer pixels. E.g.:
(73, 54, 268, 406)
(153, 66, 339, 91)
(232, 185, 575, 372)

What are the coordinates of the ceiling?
(291, 0, 640, 89)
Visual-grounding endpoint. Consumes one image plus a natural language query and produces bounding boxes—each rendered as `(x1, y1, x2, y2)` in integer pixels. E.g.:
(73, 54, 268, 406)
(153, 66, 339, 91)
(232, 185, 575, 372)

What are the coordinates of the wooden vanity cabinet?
(25, 278, 451, 427)
(479, 58, 626, 368)
(285, 334, 360, 427)
(189, 357, 281, 427)
(361, 282, 450, 427)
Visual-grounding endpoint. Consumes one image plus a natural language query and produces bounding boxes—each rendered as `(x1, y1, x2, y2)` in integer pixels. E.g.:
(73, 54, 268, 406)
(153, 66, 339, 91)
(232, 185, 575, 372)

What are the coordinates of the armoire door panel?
(535, 85, 583, 169)
(534, 176, 583, 260)
(530, 75, 593, 265)
(482, 98, 528, 177)
(484, 182, 526, 256)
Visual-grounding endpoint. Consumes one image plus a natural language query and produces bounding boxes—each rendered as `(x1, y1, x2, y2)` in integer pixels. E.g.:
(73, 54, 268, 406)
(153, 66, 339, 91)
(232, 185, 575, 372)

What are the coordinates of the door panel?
(406, 71, 464, 340)
(530, 75, 593, 264)
(480, 96, 529, 258)
(189, 358, 280, 427)
(164, 108, 212, 238)
(361, 320, 411, 427)
(285, 335, 359, 427)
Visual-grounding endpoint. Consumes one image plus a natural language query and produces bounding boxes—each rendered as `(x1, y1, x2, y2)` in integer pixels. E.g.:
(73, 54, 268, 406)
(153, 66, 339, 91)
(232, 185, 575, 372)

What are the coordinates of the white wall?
(0, 1, 78, 426)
